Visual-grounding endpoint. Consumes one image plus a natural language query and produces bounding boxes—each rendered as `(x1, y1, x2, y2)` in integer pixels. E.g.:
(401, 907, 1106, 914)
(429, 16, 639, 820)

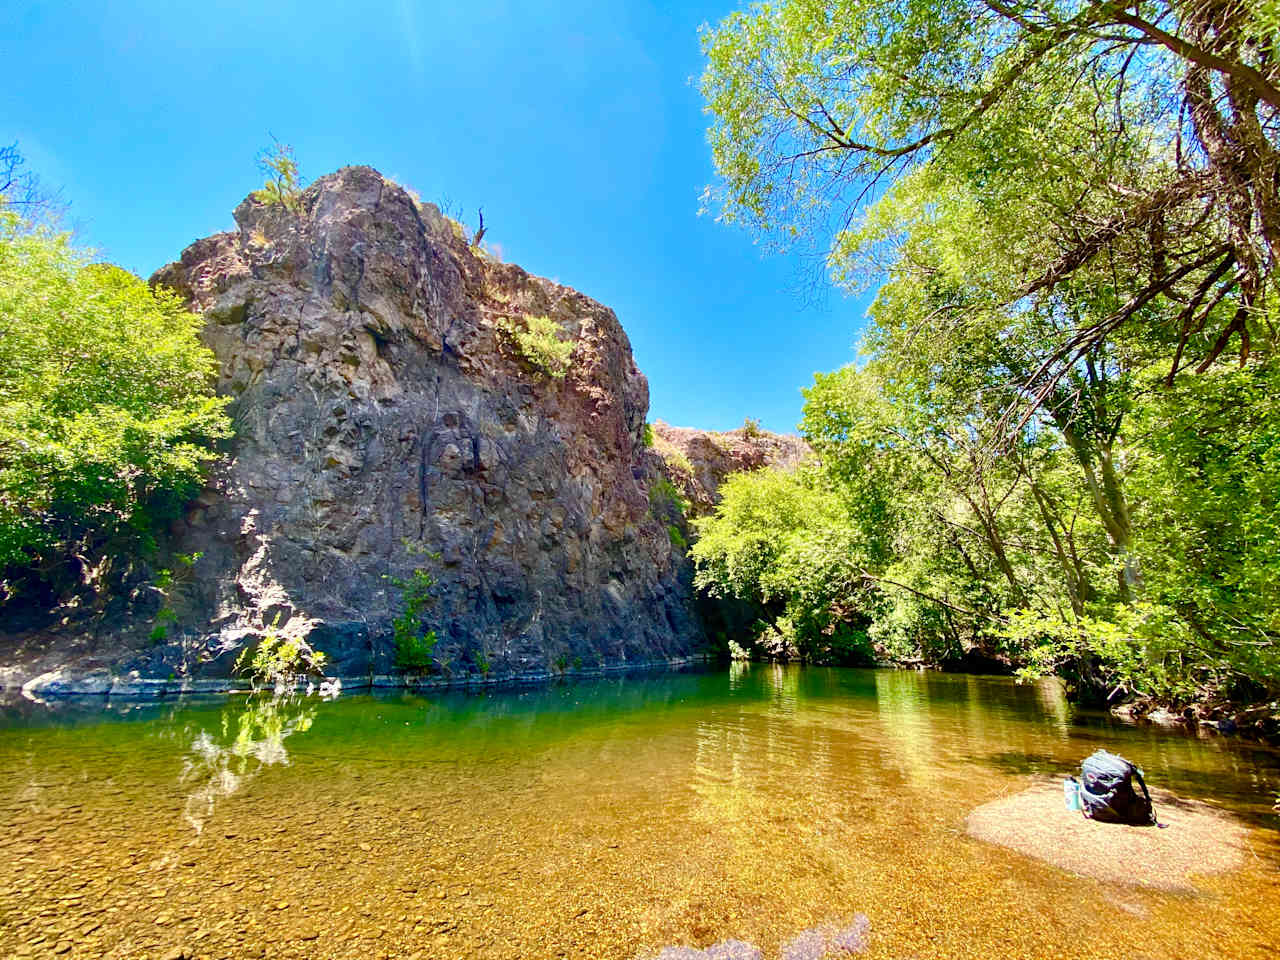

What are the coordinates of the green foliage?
(741, 417, 761, 439)
(649, 477, 689, 522)
(697, 0, 1280, 705)
(1121, 364, 1280, 698)
(642, 423, 654, 447)
(502, 314, 574, 379)
(252, 140, 304, 212)
(554, 653, 569, 673)
(691, 461, 883, 664)
(151, 550, 203, 635)
(993, 363, 1280, 702)
(0, 211, 231, 595)
(395, 630, 437, 674)
(700, 0, 1275, 371)
(235, 618, 329, 691)
(474, 648, 491, 676)
(695, 350, 1280, 700)
(388, 568, 438, 674)
(668, 524, 688, 551)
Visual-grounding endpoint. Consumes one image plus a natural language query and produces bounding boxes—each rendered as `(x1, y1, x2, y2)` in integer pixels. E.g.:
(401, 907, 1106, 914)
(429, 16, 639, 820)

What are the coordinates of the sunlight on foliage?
(0, 210, 231, 596)
(389, 567, 439, 674)
(252, 140, 304, 212)
(502, 314, 574, 379)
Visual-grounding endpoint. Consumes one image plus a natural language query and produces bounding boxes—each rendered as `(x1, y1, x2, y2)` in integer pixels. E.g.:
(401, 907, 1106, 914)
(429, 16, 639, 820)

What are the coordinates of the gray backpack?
(1074, 749, 1155, 825)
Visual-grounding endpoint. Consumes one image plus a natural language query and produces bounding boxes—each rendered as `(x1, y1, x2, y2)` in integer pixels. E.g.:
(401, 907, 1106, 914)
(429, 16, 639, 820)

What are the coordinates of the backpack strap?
(1131, 765, 1157, 824)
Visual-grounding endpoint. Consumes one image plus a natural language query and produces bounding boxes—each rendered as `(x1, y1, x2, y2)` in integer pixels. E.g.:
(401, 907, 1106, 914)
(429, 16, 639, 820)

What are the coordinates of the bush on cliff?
(388, 567, 439, 673)
(252, 140, 304, 212)
(0, 207, 231, 601)
(502, 314, 574, 379)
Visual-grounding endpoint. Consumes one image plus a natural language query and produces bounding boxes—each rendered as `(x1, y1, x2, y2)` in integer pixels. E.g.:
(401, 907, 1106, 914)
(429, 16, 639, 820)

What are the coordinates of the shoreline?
(5, 657, 1276, 746)
(4, 655, 712, 703)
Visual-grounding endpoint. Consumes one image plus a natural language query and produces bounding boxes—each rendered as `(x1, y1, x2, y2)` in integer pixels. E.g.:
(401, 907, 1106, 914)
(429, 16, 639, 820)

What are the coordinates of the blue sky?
(1, 0, 872, 434)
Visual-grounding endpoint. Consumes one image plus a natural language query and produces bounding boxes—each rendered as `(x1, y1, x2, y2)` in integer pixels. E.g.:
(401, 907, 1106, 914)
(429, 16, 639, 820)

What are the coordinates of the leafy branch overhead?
(696, 0, 1280, 705)
(701, 0, 1279, 426)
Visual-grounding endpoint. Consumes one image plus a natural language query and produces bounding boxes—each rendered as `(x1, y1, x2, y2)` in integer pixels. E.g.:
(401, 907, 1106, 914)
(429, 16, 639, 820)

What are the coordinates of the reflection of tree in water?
(180, 694, 317, 834)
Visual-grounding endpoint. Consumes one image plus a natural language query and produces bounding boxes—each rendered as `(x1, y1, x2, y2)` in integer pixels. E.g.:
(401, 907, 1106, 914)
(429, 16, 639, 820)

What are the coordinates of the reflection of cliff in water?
(181, 695, 317, 834)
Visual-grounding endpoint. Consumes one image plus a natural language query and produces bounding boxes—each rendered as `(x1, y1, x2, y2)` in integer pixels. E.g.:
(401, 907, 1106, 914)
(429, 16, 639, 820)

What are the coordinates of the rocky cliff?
(649, 421, 809, 516)
(7, 167, 704, 694)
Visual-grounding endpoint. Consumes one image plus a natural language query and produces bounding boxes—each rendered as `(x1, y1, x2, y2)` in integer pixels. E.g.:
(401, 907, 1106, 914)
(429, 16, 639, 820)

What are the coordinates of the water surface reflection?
(180, 695, 318, 834)
(0, 666, 1277, 960)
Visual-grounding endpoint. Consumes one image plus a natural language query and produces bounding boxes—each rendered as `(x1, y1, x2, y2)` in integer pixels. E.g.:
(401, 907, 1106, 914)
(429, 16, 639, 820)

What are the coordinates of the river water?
(1, 665, 1277, 959)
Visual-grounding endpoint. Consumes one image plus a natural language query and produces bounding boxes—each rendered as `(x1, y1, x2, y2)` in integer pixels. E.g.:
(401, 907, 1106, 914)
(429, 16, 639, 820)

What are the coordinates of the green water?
(1, 665, 1277, 959)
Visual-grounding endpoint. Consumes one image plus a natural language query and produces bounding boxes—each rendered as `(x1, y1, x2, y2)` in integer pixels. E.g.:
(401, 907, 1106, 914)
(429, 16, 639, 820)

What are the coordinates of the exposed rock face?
(649, 421, 809, 516)
(12, 166, 701, 688)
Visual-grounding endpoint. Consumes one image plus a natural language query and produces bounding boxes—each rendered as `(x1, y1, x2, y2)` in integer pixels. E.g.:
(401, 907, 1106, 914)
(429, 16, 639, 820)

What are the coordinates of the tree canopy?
(0, 205, 230, 601)
(696, 0, 1280, 707)
(702, 0, 1278, 396)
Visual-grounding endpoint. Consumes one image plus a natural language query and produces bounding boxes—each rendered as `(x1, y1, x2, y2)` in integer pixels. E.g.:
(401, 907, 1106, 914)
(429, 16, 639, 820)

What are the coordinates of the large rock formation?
(649, 421, 809, 516)
(5, 167, 704, 693)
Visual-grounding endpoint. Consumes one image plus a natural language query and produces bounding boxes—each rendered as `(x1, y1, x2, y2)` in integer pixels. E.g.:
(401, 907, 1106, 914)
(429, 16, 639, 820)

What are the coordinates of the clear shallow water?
(1, 665, 1278, 959)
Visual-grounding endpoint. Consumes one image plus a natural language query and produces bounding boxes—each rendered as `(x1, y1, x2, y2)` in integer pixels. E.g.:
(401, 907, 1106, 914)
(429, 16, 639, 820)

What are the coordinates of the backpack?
(1076, 749, 1155, 825)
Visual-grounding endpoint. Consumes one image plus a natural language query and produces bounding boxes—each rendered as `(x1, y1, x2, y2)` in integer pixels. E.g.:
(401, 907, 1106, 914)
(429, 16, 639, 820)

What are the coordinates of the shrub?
(741, 417, 762, 439)
(502, 314, 574, 379)
(252, 140, 304, 212)
(651, 432, 694, 478)
(388, 568, 438, 674)
(649, 478, 690, 523)
(668, 524, 688, 551)
(642, 423, 654, 447)
(151, 551, 202, 631)
(395, 629, 437, 674)
(235, 618, 329, 691)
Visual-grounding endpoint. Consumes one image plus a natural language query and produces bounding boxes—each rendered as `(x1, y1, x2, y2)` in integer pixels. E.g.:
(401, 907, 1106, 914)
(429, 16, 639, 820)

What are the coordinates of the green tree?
(692, 464, 880, 663)
(701, 0, 1278, 386)
(253, 140, 304, 211)
(1121, 363, 1280, 698)
(388, 568, 439, 673)
(0, 208, 231, 600)
(697, 0, 1280, 707)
